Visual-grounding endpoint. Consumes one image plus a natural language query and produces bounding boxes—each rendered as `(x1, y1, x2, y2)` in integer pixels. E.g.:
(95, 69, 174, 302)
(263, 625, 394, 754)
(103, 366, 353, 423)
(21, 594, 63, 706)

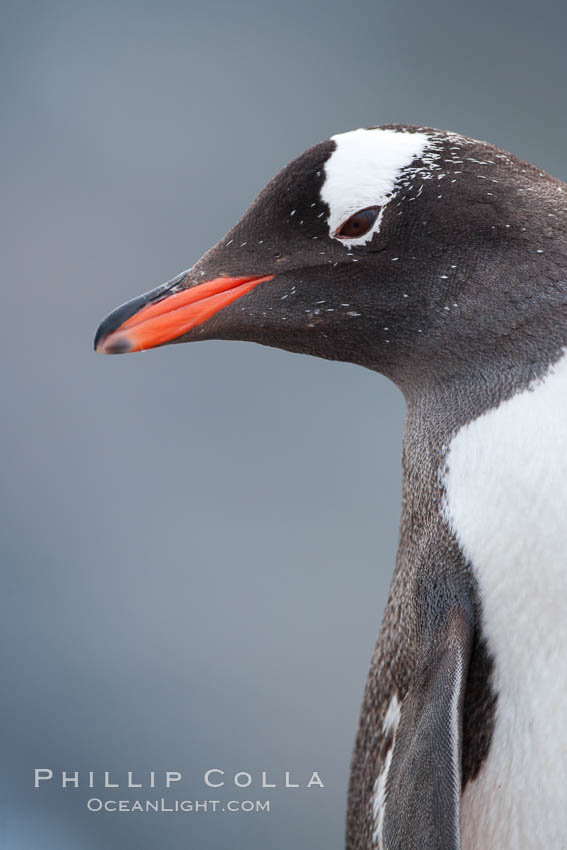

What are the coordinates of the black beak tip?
(94, 293, 150, 353)
(94, 277, 186, 354)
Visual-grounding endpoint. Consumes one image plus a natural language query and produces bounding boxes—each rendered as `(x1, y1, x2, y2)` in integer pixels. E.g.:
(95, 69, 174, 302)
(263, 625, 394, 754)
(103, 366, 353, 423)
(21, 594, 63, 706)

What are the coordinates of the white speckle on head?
(321, 128, 441, 248)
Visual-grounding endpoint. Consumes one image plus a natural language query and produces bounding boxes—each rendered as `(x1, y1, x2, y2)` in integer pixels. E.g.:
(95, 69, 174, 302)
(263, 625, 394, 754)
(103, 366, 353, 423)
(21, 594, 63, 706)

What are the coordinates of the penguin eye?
(336, 206, 380, 239)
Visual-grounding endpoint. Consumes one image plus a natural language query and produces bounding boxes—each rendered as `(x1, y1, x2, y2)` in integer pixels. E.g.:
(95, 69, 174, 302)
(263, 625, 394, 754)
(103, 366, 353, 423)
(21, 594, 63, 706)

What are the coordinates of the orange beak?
(95, 274, 274, 354)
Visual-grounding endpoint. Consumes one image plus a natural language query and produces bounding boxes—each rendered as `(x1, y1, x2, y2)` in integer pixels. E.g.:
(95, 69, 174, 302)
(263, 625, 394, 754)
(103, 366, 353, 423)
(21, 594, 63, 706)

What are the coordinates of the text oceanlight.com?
(86, 798, 270, 813)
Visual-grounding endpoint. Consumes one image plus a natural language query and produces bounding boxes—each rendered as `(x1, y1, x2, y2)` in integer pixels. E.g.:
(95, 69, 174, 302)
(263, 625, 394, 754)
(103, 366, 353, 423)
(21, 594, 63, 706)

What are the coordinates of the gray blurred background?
(2, 0, 566, 847)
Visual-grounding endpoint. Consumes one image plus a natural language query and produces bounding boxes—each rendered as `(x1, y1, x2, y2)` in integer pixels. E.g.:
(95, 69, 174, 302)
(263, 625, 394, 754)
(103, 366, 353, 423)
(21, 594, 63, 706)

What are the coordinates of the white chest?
(443, 353, 567, 850)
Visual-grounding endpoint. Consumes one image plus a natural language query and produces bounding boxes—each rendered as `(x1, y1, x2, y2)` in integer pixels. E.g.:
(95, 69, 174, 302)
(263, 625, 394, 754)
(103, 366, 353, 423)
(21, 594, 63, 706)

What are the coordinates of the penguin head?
(95, 125, 563, 389)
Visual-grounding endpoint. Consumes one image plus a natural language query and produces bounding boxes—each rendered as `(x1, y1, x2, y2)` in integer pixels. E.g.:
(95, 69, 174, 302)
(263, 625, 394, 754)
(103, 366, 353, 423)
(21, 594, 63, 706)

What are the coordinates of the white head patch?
(321, 127, 439, 247)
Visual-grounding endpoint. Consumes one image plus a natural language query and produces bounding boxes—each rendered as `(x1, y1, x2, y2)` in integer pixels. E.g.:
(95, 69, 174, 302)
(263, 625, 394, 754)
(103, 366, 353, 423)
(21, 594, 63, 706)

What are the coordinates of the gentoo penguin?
(95, 125, 567, 849)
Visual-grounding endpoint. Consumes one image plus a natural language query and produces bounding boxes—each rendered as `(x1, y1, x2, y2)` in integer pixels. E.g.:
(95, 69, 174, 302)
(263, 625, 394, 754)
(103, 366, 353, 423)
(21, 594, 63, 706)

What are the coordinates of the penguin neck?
(404, 266, 567, 430)
(388, 232, 567, 415)
(399, 312, 567, 511)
